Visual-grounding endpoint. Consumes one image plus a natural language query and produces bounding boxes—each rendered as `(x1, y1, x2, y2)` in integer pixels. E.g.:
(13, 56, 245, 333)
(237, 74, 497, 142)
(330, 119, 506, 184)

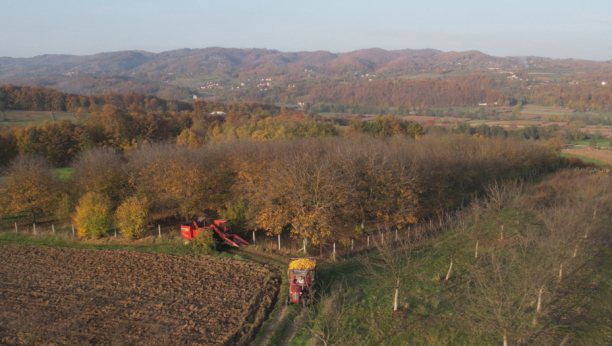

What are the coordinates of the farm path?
(256, 304, 289, 346)
(281, 309, 305, 346)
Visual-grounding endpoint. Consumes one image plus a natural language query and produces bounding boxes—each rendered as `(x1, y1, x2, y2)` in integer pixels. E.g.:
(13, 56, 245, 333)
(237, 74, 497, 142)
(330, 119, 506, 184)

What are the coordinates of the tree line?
(303, 78, 508, 108)
(0, 135, 558, 252)
(527, 83, 612, 111)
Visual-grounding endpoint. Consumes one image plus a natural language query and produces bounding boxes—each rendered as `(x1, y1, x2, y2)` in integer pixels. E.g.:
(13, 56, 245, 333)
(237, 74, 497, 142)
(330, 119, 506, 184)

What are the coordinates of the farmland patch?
(0, 246, 280, 345)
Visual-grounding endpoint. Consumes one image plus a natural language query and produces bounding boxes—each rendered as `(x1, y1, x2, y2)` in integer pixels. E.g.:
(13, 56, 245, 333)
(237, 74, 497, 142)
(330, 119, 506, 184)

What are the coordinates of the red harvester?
(181, 217, 249, 247)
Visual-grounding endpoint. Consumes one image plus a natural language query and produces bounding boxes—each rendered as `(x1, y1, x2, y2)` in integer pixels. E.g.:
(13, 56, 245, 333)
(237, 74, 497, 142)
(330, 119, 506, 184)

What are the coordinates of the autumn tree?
(512, 102, 522, 120)
(0, 128, 18, 167)
(237, 140, 351, 254)
(72, 192, 113, 238)
(176, 128, 203, 147)
(54, 193, 76, 224)
(127, 143, 233, 220)
(115, 196, 151, 239)
(71, 147, 126, 202)
(0, 156, 59, 223)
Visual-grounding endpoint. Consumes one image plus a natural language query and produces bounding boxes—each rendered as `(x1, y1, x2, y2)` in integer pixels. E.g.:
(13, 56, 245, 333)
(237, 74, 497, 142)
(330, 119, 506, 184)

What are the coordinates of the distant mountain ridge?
(2, 47, 612, 101)
(4, 47, 608, 81)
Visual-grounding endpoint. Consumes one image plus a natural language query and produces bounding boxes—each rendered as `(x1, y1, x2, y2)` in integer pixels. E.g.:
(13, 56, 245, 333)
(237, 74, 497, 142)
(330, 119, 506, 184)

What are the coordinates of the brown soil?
(0, 246, 280, 345)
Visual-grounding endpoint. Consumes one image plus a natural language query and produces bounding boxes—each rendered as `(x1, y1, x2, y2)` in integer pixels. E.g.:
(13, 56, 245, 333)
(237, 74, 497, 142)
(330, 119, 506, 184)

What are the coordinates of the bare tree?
(359, 235, 422, 312)
(71, 147, 125, 202)
(466, 242, 538, 346)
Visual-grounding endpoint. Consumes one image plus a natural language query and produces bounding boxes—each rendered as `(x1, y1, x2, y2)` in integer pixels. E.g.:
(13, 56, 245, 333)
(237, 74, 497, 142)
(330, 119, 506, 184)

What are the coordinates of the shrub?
(115, 196, 151, 239)
(73, 192, 113, 238)
(194, 230, 217, 254)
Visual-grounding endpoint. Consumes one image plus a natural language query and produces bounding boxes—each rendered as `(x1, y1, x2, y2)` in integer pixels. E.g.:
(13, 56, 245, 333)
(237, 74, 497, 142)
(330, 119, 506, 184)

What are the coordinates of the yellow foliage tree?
(176, 129, 203, 147)
(73, 192, 113, 238)
(0, 156, 59, 223)
(115, 196, 151, 239)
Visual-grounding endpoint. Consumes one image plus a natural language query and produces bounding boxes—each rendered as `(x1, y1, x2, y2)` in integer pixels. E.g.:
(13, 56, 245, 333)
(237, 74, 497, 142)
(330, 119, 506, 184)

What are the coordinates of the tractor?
(181, 217, 249, 248)
(286, 258, 317, 307)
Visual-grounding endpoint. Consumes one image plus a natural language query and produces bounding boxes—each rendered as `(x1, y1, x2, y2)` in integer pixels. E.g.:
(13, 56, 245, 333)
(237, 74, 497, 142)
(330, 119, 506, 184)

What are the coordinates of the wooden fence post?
(15, 222, 17, 233)
(351, 239, 354, 253)
(278, 234, 281, 250)
(395, 229, 398, 242)
(33, 223, 36, 234)
(367, 236, 370, 248)
(114, 227, 117, 238)
(158, 224, 161, 238)
(52, 224, 55, 234)
(72, 224, 75, 236)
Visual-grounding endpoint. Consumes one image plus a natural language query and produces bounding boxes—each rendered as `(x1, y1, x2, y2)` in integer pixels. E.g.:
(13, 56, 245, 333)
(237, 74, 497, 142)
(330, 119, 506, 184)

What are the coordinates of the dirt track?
(0, 246, 280, 345)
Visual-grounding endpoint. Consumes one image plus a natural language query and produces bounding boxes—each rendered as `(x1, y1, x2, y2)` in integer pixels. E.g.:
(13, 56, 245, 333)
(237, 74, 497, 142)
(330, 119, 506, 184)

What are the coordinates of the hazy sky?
(1, 0, 611, 60)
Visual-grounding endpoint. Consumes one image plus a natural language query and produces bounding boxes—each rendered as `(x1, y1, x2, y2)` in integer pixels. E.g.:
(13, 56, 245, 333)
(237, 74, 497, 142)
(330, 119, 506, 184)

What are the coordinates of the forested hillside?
(3, 47, 612, 110)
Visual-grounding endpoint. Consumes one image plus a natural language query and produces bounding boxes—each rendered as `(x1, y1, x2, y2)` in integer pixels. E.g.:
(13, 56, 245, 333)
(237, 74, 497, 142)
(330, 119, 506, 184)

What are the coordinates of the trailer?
(181, 217, 249, 248)
(286, 258, 316, 307)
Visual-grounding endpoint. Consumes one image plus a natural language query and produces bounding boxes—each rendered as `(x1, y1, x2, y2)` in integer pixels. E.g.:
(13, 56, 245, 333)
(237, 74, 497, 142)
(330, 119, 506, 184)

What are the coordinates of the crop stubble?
(0, 246, 280, 345)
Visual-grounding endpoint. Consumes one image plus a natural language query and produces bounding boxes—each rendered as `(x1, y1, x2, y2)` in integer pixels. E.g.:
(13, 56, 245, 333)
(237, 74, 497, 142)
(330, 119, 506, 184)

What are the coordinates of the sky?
(1, 0, 611, 60)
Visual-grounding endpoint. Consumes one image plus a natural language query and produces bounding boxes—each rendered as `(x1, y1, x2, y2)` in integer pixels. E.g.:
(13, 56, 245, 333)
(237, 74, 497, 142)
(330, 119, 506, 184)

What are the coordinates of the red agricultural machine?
(286, 258, 317, 307)
(181, 218, 249, 248)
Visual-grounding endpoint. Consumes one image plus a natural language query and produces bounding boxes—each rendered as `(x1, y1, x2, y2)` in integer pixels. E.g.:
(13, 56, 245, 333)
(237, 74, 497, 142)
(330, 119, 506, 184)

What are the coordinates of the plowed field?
(0, 246, 280, 345)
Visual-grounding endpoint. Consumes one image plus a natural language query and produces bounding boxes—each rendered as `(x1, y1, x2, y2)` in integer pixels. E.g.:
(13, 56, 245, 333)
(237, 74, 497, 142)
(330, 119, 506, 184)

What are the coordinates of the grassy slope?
(289, 176, 612, 346)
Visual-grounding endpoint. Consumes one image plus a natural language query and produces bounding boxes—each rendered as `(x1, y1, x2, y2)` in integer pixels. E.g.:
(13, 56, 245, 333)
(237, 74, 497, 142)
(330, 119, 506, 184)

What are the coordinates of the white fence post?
(253, 231, 256, 245)
(52, 224, 55, 234)
(351, 239, 354, 253)
(72, 224, 75, 236)
(367, 236, 370, 248)
(15, 222, 17, 233)
(278, 234, 281, 250)
(333, 242, 336, 261)
(158, 224, 161, 238)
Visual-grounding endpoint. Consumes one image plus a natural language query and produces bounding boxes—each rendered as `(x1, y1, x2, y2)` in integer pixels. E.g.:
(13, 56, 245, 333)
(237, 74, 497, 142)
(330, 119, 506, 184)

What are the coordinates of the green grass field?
(0, 167, 73, 183)
(568, 139, 611, 146)
(0, 110, 77, 127)
(559, 152, 610, 166)
(54, 167, 74, 180)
